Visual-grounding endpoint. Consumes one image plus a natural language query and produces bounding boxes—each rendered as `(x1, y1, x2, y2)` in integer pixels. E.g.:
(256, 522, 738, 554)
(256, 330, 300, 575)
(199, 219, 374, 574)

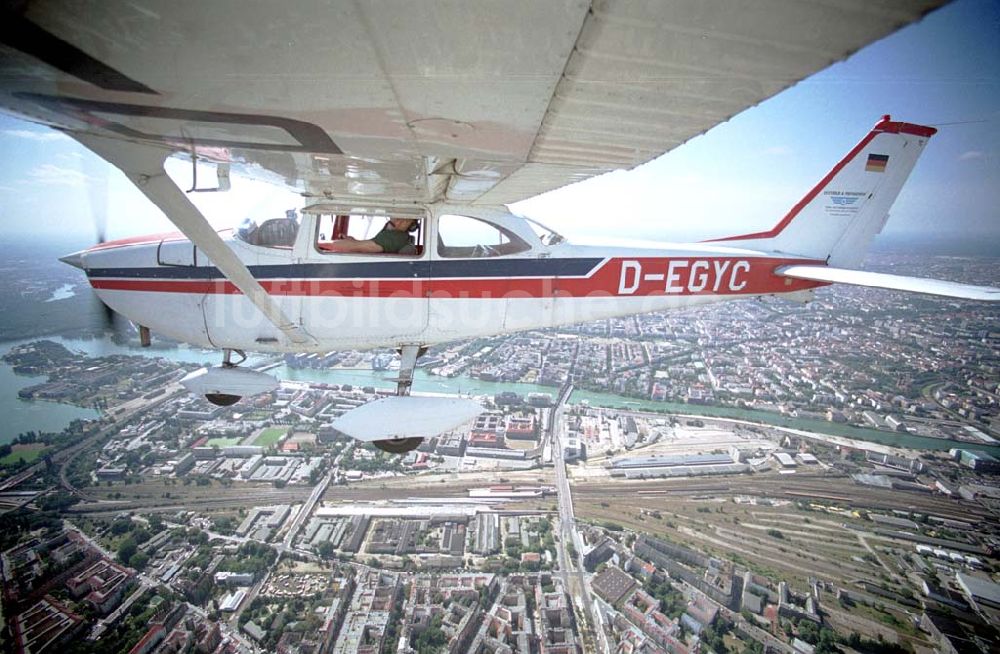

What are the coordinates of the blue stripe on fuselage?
(86, 258, 605, 280)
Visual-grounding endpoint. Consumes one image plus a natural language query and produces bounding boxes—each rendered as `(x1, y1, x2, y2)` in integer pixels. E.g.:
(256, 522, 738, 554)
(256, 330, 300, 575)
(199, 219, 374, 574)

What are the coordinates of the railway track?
(573, 475, 993, 522)
(65, 480, 499, 516)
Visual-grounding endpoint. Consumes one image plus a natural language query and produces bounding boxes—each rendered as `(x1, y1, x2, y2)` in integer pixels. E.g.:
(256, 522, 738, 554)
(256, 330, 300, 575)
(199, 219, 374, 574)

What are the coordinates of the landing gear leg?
(204, 348, 248, 407)
(222, 348, 247, 368)
(393, 344, 425, 397)
(373, 345, 426, 454)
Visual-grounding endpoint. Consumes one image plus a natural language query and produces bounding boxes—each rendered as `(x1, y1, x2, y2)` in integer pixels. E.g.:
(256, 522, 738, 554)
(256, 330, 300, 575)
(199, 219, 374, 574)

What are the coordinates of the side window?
(316, 215, 381, 243)
(437, 215, 530, 258)
(314, 214, 424, 255)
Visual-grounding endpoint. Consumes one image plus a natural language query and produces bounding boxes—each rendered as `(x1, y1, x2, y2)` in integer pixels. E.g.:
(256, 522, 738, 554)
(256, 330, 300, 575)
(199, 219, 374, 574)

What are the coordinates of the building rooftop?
(13, 596, 83, 653)
(592, 566, 638, 606)
(956, 573, 1000, 607)
(610, 453, 733, 469)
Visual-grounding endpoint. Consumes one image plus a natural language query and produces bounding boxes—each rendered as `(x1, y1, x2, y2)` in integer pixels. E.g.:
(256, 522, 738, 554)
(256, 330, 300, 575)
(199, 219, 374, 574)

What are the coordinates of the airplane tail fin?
(708, 116, 936, 268)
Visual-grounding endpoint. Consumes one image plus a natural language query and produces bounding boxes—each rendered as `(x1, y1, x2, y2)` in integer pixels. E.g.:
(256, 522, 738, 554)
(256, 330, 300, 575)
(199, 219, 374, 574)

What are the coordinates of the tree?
(36, 492, 78, 512)
(117, 537, 137, 566)
(816, 628, 839, 654)
(413, 613, 447, 652)
(797, 618, 820, 644)
(111, 518, 133, 535)
(213, 516, 235, 534)
(316, 541, 335, 559)
(702, 622, 730, 654)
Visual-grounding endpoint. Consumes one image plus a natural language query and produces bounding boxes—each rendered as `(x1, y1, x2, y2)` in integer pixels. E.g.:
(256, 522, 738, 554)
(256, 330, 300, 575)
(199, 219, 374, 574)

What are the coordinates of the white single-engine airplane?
(1, 1, 996, 453)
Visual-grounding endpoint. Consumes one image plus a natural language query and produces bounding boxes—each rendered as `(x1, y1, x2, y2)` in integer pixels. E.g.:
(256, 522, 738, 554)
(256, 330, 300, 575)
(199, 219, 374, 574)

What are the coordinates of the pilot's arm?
(322, 219, 414, 254)
(322, 238, 385, 253)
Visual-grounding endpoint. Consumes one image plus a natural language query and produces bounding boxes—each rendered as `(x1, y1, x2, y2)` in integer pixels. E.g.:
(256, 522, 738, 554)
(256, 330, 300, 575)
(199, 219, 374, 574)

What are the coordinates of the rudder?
(709, 116, 936, 267)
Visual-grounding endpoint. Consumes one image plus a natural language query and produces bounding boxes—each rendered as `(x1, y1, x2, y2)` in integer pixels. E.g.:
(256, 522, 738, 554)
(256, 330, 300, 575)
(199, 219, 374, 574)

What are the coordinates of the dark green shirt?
(371, 226, 412, 253)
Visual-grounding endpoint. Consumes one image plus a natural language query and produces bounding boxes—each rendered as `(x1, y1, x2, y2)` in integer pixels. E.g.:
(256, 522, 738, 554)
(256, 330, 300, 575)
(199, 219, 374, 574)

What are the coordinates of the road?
(57, 383, 188, 501)
(64, 521, 155, 640)
(91, 583, 151, 640)
(0, 487, 51, 514)
(230, 567, 272, 629)
(0, 422, 109, 496)
(923, 382, 1000, 439)
(720, 604, 795, 654)
(73, 515, 260, 650)
(223, 465, 338, 631)
(550, 383, 609, 654)
(281, 468, 333, 552)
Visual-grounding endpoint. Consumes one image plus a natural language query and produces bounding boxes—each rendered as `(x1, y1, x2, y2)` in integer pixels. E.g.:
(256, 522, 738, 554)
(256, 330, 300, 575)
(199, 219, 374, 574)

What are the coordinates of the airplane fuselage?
(73, 205, 826, 352)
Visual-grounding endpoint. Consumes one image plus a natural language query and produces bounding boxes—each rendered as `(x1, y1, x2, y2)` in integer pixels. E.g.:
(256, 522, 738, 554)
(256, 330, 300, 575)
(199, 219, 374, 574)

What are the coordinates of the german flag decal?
(865, 153, 889, 172)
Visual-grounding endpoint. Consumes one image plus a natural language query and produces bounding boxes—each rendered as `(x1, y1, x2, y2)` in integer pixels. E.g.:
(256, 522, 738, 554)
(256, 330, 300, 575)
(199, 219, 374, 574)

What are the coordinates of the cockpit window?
(522, 216, 565, 246)
(437, 214, 531, 258)
(236, 214, 300, 248)
(315, 214, 424, 256)
(316, 214, 382, 242)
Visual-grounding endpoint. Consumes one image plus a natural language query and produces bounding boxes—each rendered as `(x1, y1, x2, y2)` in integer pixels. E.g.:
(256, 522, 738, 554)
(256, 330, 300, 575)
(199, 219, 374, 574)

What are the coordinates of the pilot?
(323, 218, 417, 254)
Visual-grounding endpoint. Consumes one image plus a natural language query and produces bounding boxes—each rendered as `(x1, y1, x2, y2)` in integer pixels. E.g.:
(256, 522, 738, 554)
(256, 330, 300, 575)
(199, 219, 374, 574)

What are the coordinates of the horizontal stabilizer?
(332, 396, 483, 442)
(777, 265, 1000, 302)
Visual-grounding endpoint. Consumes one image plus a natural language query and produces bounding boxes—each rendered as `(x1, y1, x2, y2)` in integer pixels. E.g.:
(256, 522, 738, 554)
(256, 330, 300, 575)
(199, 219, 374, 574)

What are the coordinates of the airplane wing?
(0, 1, 948, 206)
(777, 265, 1000, 302)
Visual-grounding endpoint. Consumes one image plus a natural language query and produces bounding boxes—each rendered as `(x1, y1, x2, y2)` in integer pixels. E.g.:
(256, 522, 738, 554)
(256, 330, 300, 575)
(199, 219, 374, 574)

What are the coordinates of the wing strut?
(73, 132, 317, 347)
(777, 265, 999, 302)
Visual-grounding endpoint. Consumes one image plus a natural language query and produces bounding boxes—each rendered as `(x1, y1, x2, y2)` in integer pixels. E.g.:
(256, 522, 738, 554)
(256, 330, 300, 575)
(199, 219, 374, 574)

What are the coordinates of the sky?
(0, 0, 997, 253)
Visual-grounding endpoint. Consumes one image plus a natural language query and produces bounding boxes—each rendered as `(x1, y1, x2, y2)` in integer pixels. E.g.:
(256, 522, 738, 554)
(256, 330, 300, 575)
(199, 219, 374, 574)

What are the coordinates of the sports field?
(0, 443, 48, 466)
(253, 427, 287, 447)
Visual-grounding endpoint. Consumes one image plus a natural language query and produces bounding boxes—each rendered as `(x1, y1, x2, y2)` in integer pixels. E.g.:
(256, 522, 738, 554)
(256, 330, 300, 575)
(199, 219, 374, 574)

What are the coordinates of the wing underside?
(0, 0, 946, 206)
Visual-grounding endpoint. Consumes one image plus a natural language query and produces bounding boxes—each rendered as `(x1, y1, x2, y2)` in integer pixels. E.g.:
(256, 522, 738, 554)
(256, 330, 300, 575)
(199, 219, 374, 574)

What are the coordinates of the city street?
(550, 383, 609, 654)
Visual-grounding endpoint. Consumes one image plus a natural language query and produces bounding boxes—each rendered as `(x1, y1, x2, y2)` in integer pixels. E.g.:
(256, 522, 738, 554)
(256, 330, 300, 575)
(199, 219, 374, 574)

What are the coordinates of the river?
(0, 334, 556, 443)
(270, 364, 555, 398)
(1, 334, 997, 456)
(0, 335, 254, 443)
(569, 388, 1000, 456)
(0, 356, 99, 441)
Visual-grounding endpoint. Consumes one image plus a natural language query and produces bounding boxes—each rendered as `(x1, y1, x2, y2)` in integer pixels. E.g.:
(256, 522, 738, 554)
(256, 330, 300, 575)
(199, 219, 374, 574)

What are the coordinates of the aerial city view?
(1, 238, 998, 654)
(1, 1, 999, 654)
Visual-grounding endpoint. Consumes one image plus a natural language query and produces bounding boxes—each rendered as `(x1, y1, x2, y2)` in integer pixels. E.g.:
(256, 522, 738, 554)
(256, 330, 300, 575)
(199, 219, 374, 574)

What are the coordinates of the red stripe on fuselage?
(89, 257, 827, 297)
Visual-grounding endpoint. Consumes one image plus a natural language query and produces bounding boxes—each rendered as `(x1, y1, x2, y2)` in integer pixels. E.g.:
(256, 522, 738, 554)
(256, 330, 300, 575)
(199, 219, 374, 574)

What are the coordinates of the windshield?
(236, 217, 258, 243)
(437, 214, 530, 258)
(236, 211, 300, 248)
(521, 216, 565, 246)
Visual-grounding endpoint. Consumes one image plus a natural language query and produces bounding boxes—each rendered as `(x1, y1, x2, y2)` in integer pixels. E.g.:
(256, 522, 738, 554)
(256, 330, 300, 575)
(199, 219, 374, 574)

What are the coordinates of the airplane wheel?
(373, 437, 423, 454)
(205, 393, 241, 406)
